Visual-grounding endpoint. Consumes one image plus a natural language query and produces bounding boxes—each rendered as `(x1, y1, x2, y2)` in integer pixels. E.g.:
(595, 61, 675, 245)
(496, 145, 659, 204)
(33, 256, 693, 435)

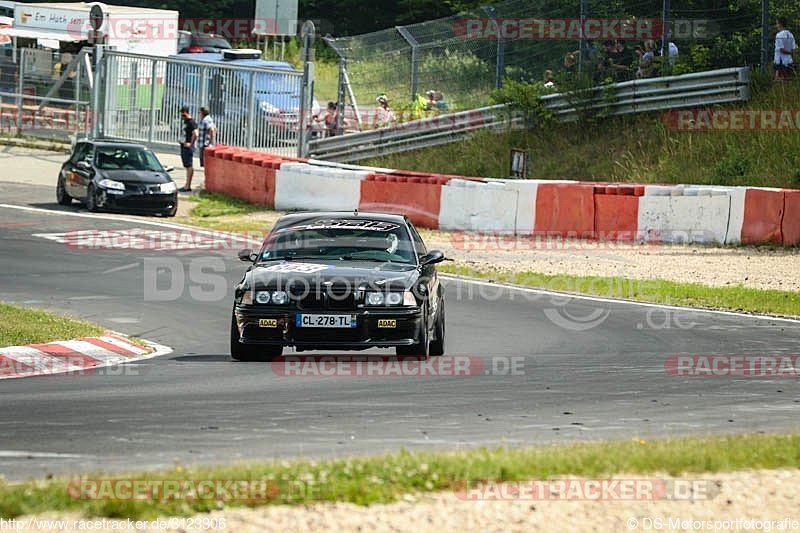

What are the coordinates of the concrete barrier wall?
(203, 146, 799, 246)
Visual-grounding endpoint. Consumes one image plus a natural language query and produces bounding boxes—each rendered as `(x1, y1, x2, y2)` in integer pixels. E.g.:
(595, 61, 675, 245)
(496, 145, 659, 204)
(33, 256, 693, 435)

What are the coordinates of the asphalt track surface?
(1, 180, 799, 481)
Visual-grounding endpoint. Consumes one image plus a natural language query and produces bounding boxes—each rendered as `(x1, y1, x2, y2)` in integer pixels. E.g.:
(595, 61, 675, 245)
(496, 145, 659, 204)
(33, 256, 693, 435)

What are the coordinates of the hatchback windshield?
(95, 147, 164, 172)
(260, 220, 416, 264)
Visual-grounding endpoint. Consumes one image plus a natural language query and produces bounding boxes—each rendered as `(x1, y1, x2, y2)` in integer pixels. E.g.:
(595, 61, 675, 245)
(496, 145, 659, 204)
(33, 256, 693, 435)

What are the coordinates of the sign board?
(509, 148, 530, 178)
(89, 4, 104, 31)
(253, 0, 298, 36)
(14, 5, 87, 32)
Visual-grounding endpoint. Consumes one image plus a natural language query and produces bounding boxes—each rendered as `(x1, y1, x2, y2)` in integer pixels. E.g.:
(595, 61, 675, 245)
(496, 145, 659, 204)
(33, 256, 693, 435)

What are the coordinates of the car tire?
(396, 303, 430, 358)
(230, 312, 282, 361)
(56, 177, 72, 206)
(429, 300, 445, 356)
(85, 184, 99, 212)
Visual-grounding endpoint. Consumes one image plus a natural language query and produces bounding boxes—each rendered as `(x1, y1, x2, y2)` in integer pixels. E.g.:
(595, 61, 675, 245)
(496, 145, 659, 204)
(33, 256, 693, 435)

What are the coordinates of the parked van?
(162, 49, 320, 146)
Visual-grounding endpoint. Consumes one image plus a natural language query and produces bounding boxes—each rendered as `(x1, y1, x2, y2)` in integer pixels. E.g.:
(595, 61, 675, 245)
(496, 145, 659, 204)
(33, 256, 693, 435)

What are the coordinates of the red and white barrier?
(202, 147, 800, 247)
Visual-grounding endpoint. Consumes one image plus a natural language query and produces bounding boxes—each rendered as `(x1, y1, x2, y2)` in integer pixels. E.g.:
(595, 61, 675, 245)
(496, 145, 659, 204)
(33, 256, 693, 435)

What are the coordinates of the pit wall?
(203, 146, 800, 246)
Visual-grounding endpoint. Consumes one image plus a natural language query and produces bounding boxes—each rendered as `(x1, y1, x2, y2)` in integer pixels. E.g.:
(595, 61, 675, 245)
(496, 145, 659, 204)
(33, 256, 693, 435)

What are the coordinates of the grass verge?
(1, 433, 798, 519)
(0, 302, 104, 347)
(440, 265, 800, 317)
(363, 81, 800, 188)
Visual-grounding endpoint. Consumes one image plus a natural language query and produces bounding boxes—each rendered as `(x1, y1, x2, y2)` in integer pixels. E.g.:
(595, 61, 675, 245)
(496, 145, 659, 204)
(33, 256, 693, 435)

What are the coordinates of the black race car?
(57, 141, 178, 217)
(231, 212, 446, 360)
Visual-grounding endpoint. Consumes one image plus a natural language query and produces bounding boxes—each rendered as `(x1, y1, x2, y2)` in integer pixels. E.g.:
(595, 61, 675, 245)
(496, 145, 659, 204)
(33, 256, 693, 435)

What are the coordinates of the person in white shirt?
(774, 16, 797, 81)
(667, 42, 679, 65)
(374, 95, 396, 128)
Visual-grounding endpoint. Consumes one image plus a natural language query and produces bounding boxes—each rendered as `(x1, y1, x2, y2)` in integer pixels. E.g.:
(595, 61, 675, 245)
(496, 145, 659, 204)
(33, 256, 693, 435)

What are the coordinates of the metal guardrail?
(309, 67, 751, 163)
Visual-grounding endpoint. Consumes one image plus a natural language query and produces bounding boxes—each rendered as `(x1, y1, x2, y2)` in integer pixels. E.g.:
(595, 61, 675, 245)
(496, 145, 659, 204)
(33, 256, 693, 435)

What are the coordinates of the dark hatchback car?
(178, 31, 233, 53)
(231, 212, 447, 361)
(57, 141, 178, 217)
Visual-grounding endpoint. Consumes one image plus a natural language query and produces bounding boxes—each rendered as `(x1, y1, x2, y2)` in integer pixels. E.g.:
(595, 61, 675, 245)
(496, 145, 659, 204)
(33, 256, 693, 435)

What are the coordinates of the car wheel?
(429, 300, 445, 356)
(230, 312, 282, 361)
(396, 303, 430, 358)
(56, 177, 72, 205)
(85, 184, 99, 212)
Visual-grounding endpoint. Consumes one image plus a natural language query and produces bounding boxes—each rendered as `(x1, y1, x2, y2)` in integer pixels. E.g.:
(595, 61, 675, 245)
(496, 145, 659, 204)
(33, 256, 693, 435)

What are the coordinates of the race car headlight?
(240, 288, 254, 305)
(366, 292, 415, 306)
(402, 291, 417, 306)
(270, 291, 289, 305)
(255, 291, 271, 304)
(366, 292, 384, 306)
(159, 181, 177, 194)
(98, 178, 125, 191)
(385, 292, 403, 306)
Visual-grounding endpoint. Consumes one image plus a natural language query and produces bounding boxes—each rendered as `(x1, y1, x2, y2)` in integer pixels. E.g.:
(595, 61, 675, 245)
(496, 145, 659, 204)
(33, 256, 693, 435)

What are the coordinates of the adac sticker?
(263, 262, 329, 274)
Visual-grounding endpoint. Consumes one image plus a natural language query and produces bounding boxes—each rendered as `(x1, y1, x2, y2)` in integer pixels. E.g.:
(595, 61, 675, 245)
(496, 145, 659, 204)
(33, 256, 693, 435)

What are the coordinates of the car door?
(72, 143, 95, 198)
(63, 142, 88, 198)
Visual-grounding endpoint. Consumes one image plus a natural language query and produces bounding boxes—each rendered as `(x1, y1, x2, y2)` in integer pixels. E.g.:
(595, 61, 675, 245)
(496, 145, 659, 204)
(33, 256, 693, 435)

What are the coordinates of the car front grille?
(291, 286, 357, 311)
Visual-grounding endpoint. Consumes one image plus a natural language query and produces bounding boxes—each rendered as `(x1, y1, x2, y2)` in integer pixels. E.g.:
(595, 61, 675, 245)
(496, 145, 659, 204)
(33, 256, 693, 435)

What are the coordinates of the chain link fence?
(323, 0, 784, 123)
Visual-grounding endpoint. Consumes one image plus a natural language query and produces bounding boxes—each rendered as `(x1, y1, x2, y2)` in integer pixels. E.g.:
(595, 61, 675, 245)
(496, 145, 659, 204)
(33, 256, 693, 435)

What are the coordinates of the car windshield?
(95, 147, 163, 171)
(195, 36, 231, 49)
(260, 220, 416, 264)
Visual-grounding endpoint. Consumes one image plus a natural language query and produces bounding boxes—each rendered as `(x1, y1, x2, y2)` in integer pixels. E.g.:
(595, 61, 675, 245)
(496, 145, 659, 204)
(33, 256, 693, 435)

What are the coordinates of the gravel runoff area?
(14, 469, 800, 532)
(420, 230, 800, 293)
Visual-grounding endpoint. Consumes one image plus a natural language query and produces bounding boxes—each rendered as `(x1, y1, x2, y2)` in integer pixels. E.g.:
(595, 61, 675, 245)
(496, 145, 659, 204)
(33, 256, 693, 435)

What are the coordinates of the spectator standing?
(610, 39, 634, 81)
(636, 40, 656, 79)
(543, 70, 556, 89)
(374, 94, 396, 128)
(197, 106, 216, 168)
(667, 42, 679, 65)
(774, 17, 797, 81)
(322, 101, 339, 136)
(178, 106, 198, 192)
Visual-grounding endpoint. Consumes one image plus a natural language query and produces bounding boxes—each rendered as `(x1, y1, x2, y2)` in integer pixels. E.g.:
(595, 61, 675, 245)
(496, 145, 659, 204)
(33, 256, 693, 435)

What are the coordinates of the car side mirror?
(238, 248, 258, 262)
(76, 160, 91, 170)
(165, 165, 175, 172)
(419, 250, 445, 266)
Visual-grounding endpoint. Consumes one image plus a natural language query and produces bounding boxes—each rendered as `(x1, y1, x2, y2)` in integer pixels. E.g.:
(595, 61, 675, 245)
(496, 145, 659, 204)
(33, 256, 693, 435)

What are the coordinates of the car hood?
(247, 260, 420, 291)
(98, 170, 171, 184)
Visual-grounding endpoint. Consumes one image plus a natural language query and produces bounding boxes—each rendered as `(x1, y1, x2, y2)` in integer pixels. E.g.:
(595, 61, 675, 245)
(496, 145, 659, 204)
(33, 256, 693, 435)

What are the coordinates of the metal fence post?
(16, 48, 25, 136)
(298, 20, 316, 158)
(336, 57, 346, 134)
(760, 0, 770, 72)
(396, 26, 420, 102)
(662, 0, 670, 60)
(483, 6, 504, 88)
(245, 70, 256, 149)
(147, 59, 158, 143)
(91, 45, 104, 139)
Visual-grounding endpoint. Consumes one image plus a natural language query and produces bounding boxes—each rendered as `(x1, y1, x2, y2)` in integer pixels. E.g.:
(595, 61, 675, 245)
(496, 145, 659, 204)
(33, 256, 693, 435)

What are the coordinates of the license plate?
(377, 319, 396, 328)
(259, 318, 278, 328)
(295, 314, 357, 328)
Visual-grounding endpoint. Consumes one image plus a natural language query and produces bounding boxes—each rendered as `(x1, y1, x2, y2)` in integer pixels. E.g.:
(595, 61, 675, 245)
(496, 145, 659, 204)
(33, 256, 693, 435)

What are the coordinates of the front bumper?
(234, 305, 423, 350)
(98, 188, 177, 213)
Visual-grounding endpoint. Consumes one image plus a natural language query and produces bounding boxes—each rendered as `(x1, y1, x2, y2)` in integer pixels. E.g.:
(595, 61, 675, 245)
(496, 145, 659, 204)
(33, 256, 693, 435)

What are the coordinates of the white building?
(0, 1, 178, 55)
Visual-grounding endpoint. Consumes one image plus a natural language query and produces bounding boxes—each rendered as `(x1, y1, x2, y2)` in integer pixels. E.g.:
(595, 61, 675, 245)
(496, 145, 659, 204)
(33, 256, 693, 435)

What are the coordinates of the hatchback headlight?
(160, 181, 177, 194)
(98, 178, 125, 190)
